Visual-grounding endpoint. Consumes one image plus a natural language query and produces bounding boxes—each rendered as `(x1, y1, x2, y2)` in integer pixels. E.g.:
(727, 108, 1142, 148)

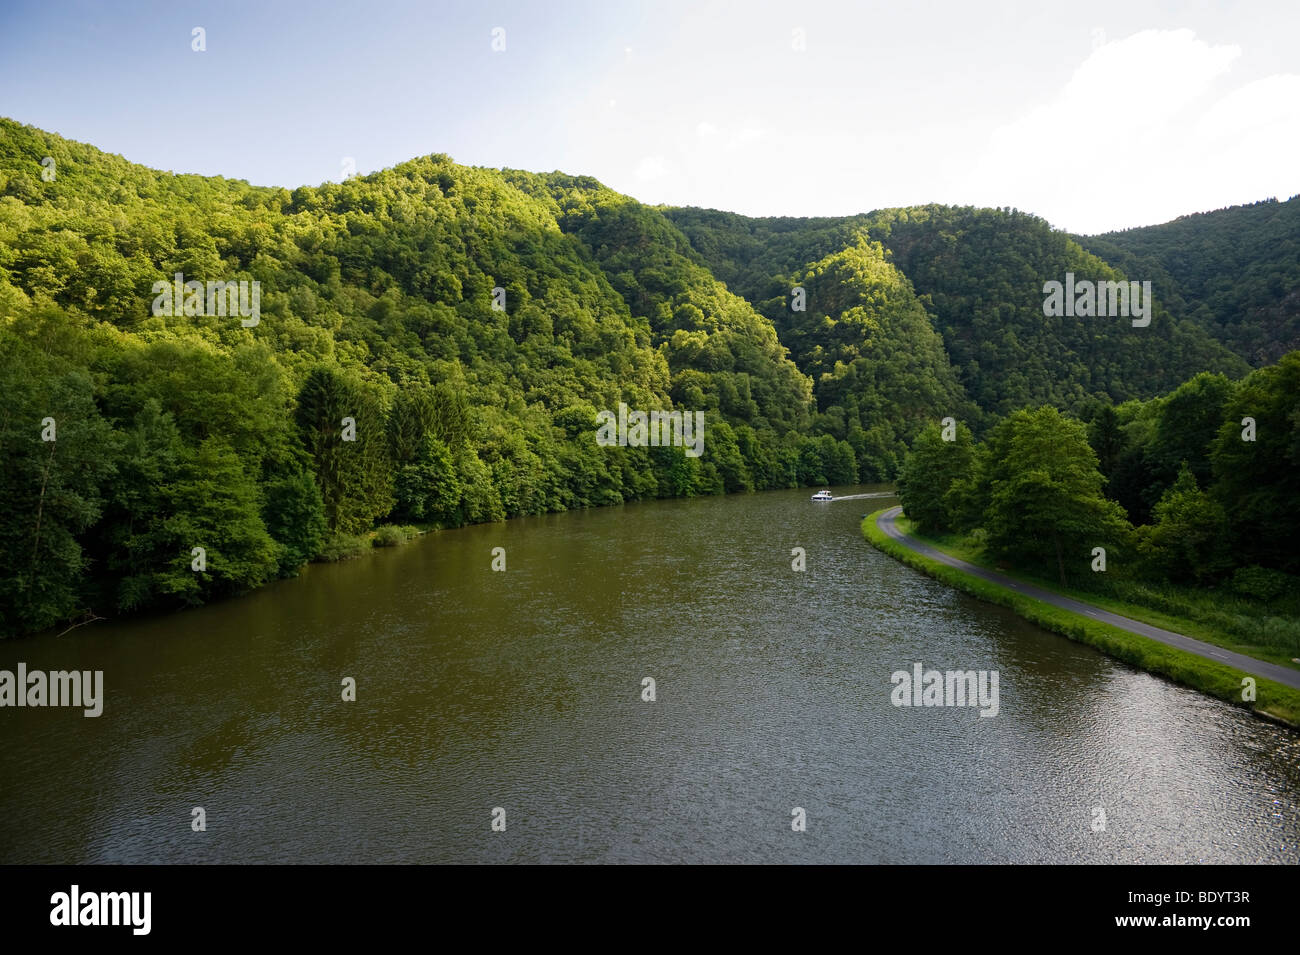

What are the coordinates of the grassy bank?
(892, 517, 1300, 670)
(863, 508, 1300, 729)
(317, 524, 425, 562)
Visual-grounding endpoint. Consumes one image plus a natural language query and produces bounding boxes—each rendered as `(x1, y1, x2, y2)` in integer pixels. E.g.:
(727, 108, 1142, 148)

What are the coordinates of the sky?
(1, 0, 1297, 234)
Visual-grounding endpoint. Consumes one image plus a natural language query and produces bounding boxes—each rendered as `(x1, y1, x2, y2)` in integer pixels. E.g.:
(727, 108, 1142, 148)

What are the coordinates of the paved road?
(876, 506, 1300, 690)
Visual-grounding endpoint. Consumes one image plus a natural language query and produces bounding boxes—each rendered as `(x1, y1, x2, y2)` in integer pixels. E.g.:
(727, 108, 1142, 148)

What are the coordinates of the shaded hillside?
(503, 173, 971, 480)
(666, 205, 1250, 416)
(771, 237, 976, 478)
(1080, 196, 1300, 366)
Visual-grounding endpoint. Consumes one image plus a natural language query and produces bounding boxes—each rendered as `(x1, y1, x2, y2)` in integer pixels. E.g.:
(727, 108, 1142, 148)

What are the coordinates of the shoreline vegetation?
(3, 119, 1297, 648)
(863, 507, 1300, 729)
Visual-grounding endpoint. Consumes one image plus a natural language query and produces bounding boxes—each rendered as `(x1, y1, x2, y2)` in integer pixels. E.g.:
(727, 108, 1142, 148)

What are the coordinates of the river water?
(2, 485, 1297, 863)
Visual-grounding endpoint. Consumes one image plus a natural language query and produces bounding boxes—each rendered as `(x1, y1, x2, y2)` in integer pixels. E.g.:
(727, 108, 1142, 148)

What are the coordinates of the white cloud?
(634, 155, 670, 181)
(964, 29, 1298, 232)
(1196, 74, 1300, 140)
(1061, 29, 1238, 123)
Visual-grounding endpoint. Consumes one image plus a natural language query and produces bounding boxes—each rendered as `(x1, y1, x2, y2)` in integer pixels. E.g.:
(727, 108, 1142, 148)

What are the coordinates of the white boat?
(811, 490, 833, 501)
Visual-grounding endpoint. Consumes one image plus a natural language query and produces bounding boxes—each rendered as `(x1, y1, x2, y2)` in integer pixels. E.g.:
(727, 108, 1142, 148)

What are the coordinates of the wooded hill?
(1079, 196, 1300, 366)
(1, 117, 1294, 635)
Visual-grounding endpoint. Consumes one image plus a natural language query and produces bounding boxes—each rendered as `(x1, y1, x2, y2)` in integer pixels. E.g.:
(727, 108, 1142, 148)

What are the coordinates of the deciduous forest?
(1, 117, 1296, 638)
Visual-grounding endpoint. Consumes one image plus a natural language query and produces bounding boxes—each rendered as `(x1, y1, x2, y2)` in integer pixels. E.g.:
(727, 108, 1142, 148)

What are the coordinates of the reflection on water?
(1, 486, 1297, 863)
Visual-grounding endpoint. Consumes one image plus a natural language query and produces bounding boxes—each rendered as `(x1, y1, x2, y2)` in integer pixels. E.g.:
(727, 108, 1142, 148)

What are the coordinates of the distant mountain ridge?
(663, 203, 1262, 418)
(1078, 196, 1300, 366)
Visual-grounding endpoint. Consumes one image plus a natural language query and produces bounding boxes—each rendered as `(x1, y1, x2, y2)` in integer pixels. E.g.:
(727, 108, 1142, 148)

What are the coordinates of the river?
(2, 485, 1297, 863)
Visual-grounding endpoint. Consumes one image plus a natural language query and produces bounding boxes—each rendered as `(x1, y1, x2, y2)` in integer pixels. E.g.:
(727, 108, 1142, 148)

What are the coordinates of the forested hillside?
(768, 236, 976, 478)
(1080, 196, 1300, 366)
(666, 205, 1250, 416)
(1, 118, 850, 637)
(1, 116, 1294, 638)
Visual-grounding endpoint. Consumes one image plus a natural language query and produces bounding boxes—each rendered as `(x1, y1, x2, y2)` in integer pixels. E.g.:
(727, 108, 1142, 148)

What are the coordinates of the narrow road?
(876, 506, 1300, 690)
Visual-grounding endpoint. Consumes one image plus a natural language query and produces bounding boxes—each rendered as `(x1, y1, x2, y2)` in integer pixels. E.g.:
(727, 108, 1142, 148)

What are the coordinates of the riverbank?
(863, 507, 1300, 729)
(6, 486, 1297, 864)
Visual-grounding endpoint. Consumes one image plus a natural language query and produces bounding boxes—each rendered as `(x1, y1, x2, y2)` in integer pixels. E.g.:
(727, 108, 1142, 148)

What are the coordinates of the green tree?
(1209, 353, 1300, 573)
(1146, 372, 1234, 491)
(0, 344, 117, 635)
(1136, 463, 1231, 584)
(897, 421, 975, 532)
(100, 399, 184, 610)
(823, 436, 859, 486)
(454, 447, 506, 524)
(703, 419, 754, 493)
(394, 435, 462, 524)
(796, 438, 828, 486)
(983, 407, 1131, 585)
(1085, 403, 1123, 481)
(296, 367, 395, 534)
(154, 438, 279, 605)
(263, 469, 328, 575)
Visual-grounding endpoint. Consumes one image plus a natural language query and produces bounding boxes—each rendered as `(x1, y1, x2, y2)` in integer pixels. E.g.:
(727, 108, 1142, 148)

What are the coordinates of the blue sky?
(1, 0, 1297, 233)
